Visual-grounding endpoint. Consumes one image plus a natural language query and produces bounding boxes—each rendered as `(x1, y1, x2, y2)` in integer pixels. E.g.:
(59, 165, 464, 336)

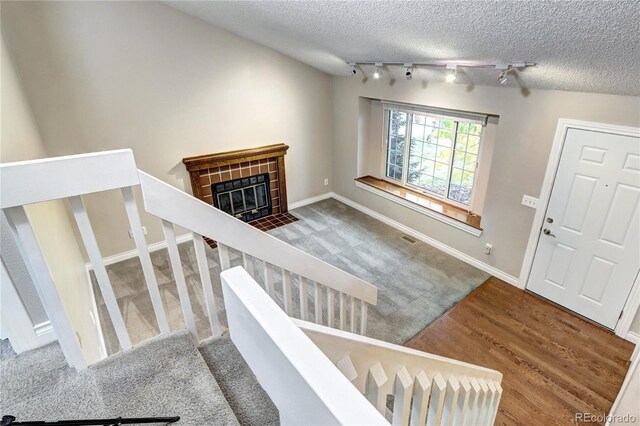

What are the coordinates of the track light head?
(373, 63, 383, 79)
(349, 63, 357, 76)
(497, 70, 508, 84)
(404, 63, 413, 81)
(445, 67, 457, 83)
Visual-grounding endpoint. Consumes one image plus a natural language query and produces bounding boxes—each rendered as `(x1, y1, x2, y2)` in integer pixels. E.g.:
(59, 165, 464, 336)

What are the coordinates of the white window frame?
(381, 105, 486, 211)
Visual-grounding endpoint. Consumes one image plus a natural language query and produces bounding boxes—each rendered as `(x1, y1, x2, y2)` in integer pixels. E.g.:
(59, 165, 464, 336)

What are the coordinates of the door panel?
(528, 128, 640, 329)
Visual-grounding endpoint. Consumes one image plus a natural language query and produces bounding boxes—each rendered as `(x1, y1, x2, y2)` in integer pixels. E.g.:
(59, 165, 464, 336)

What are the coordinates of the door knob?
(546, 217, 554, 223)
(543, 228, 556, 237)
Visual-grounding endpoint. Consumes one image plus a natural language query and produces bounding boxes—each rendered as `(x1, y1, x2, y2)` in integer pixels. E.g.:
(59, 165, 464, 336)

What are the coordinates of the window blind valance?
(382, 101, 489, 126)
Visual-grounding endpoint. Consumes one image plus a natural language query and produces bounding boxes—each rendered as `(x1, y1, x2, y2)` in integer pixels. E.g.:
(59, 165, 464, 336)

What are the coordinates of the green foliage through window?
(384, 109, 482, 206)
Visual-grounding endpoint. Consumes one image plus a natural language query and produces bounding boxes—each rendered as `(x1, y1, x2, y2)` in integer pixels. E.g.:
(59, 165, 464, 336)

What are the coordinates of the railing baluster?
(426, 373, 447, 426)
(441, 376, 461, 426)
(3, 207, 86, 370)
(410, 370, 431, 426)
(121, 187, 169, 335)
(473, 379, 489, 426)
(359, 300, 368, 335)
(314, 281, 323, 325)
(454, 377, 472, 426)
(487, 382, 502, 426)
(481, 381, 498, 426)
(335, 354, 358, 384)
(283, 269, 293, 316)
(242, 252, 254, 277)
(299, 276, 309, 321)
(350, 296, 357, 333)
(365, 361, 389, 415)
(392, 367, 413, 426)
(465, 379, 482, 426)
(263, 261, 275, 298)
(193, 233, 221, 337)
(327, 287, 335, 328)
(339, 292, 347, 330)
(162, 220, 198, 342)
(218, 243, 231, 270)
(69, 196, 132, 351)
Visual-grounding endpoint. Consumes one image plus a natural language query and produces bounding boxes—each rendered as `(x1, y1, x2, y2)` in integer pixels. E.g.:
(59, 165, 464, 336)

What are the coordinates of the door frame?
(518, 118, 640, 339)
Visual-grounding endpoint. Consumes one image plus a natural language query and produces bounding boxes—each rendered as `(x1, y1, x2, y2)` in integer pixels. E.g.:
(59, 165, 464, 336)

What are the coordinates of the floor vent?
(401, 235, 417, 243)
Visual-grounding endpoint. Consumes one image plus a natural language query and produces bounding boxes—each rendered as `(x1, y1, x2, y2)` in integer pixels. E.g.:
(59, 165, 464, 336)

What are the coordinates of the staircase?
(0, 332, 242, 424)
(1, 149, 502, 425)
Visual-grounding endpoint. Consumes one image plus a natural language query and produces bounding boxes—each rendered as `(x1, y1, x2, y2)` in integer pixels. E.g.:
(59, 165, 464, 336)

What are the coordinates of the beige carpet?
(91, 198, 489, 354)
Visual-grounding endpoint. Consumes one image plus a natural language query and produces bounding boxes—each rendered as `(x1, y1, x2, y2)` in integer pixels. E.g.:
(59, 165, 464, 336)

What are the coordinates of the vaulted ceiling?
(166, 1, 640, 96)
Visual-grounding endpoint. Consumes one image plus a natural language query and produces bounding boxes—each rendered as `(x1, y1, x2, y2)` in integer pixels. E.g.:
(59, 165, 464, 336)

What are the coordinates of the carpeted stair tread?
(199, 333, 279, 426)
(1, 332, 239, 425)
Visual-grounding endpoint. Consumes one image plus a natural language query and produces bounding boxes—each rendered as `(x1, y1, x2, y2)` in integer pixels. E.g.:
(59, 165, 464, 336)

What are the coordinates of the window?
(384, 108, 483, 207)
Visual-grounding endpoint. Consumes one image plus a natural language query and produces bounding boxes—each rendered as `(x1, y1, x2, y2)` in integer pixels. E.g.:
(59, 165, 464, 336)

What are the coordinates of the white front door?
(527, 127, 640, 329)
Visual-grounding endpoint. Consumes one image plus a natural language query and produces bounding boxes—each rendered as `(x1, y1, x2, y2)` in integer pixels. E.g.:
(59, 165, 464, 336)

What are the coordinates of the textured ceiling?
(165, 1, 640, 96)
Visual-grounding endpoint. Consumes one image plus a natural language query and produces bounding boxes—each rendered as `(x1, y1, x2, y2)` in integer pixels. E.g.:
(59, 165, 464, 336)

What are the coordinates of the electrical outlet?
(128, 226, 147, 239)
(484, 243, 493, 255)
(324, 178, 329, 186)
(521, 195, 538, 209)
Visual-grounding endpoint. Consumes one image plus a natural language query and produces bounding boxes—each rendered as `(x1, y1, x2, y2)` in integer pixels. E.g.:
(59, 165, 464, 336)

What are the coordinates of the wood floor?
(405, 277, 635, 426)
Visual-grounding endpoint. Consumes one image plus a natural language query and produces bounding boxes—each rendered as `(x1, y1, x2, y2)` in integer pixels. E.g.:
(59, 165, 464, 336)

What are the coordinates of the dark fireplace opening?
(212, 173, 272, 222)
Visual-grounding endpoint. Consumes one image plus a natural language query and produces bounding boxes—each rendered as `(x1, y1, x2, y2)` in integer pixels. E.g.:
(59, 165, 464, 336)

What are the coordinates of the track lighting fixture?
(344, 61, 535, 86)
(404, 63, 413, 81)
(373, 63, 383, 80)
(445, 66, 457, 83)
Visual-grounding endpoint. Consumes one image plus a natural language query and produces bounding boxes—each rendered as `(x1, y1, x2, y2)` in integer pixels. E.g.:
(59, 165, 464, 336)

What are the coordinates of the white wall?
(1, 37, 103, 362)
(331, 77, 640, 332)
(1, 1, 333, 257)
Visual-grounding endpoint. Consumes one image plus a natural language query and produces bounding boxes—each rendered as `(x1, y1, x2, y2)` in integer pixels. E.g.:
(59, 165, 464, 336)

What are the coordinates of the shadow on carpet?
(91, 198, 489, 353)
(268, 198, 490, 344)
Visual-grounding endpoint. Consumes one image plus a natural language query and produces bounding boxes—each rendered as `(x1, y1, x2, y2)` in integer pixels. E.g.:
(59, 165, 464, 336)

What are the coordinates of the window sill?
(354, 176, 483, 237)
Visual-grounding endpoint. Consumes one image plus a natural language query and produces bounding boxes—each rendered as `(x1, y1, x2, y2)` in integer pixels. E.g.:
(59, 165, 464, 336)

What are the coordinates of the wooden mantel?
(183, 143, 290, 213)
(182, 144, 289, 171)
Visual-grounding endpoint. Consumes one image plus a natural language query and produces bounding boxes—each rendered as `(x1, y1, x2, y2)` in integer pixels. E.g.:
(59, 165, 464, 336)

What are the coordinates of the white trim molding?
(1, 261, 57, 353)
(85, 233, 195, 270)
(517, 119, 640, 338)
(625, 331, 639, 345)
(354, 180, 482, 237)
(288, 192, 333, 210)
(96, 193, 515, 287)
(330, 192, 518, 286)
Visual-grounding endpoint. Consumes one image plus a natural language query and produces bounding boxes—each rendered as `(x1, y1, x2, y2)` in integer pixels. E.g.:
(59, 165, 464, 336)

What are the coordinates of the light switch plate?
(521, 195, 538, 209)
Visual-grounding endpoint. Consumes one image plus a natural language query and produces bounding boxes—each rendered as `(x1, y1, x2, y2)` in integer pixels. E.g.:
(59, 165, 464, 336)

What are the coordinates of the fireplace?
(212, 173, 272, 222)
(183, 144, 297, 238)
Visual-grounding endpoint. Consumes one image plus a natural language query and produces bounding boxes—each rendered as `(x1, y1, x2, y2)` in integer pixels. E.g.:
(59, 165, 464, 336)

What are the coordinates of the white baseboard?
(329, 192, 520, 286)
(90, 193, 518, 287)
(86, 233, 195, 270)
(288, 192, 333, 210)
(626, 331, 640, 345)
(33, 321, 57, 346)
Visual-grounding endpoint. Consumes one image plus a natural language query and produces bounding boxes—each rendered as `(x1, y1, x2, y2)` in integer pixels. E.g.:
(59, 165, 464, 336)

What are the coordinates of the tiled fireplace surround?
(183, 144, 298, 245)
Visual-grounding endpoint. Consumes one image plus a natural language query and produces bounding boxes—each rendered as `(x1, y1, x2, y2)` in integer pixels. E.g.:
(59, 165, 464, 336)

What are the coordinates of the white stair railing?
(0, 149, 377, 369)
(221, 265, 388, 426)
(295, 320, 503, 426)
(221, 265, 503, 426)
